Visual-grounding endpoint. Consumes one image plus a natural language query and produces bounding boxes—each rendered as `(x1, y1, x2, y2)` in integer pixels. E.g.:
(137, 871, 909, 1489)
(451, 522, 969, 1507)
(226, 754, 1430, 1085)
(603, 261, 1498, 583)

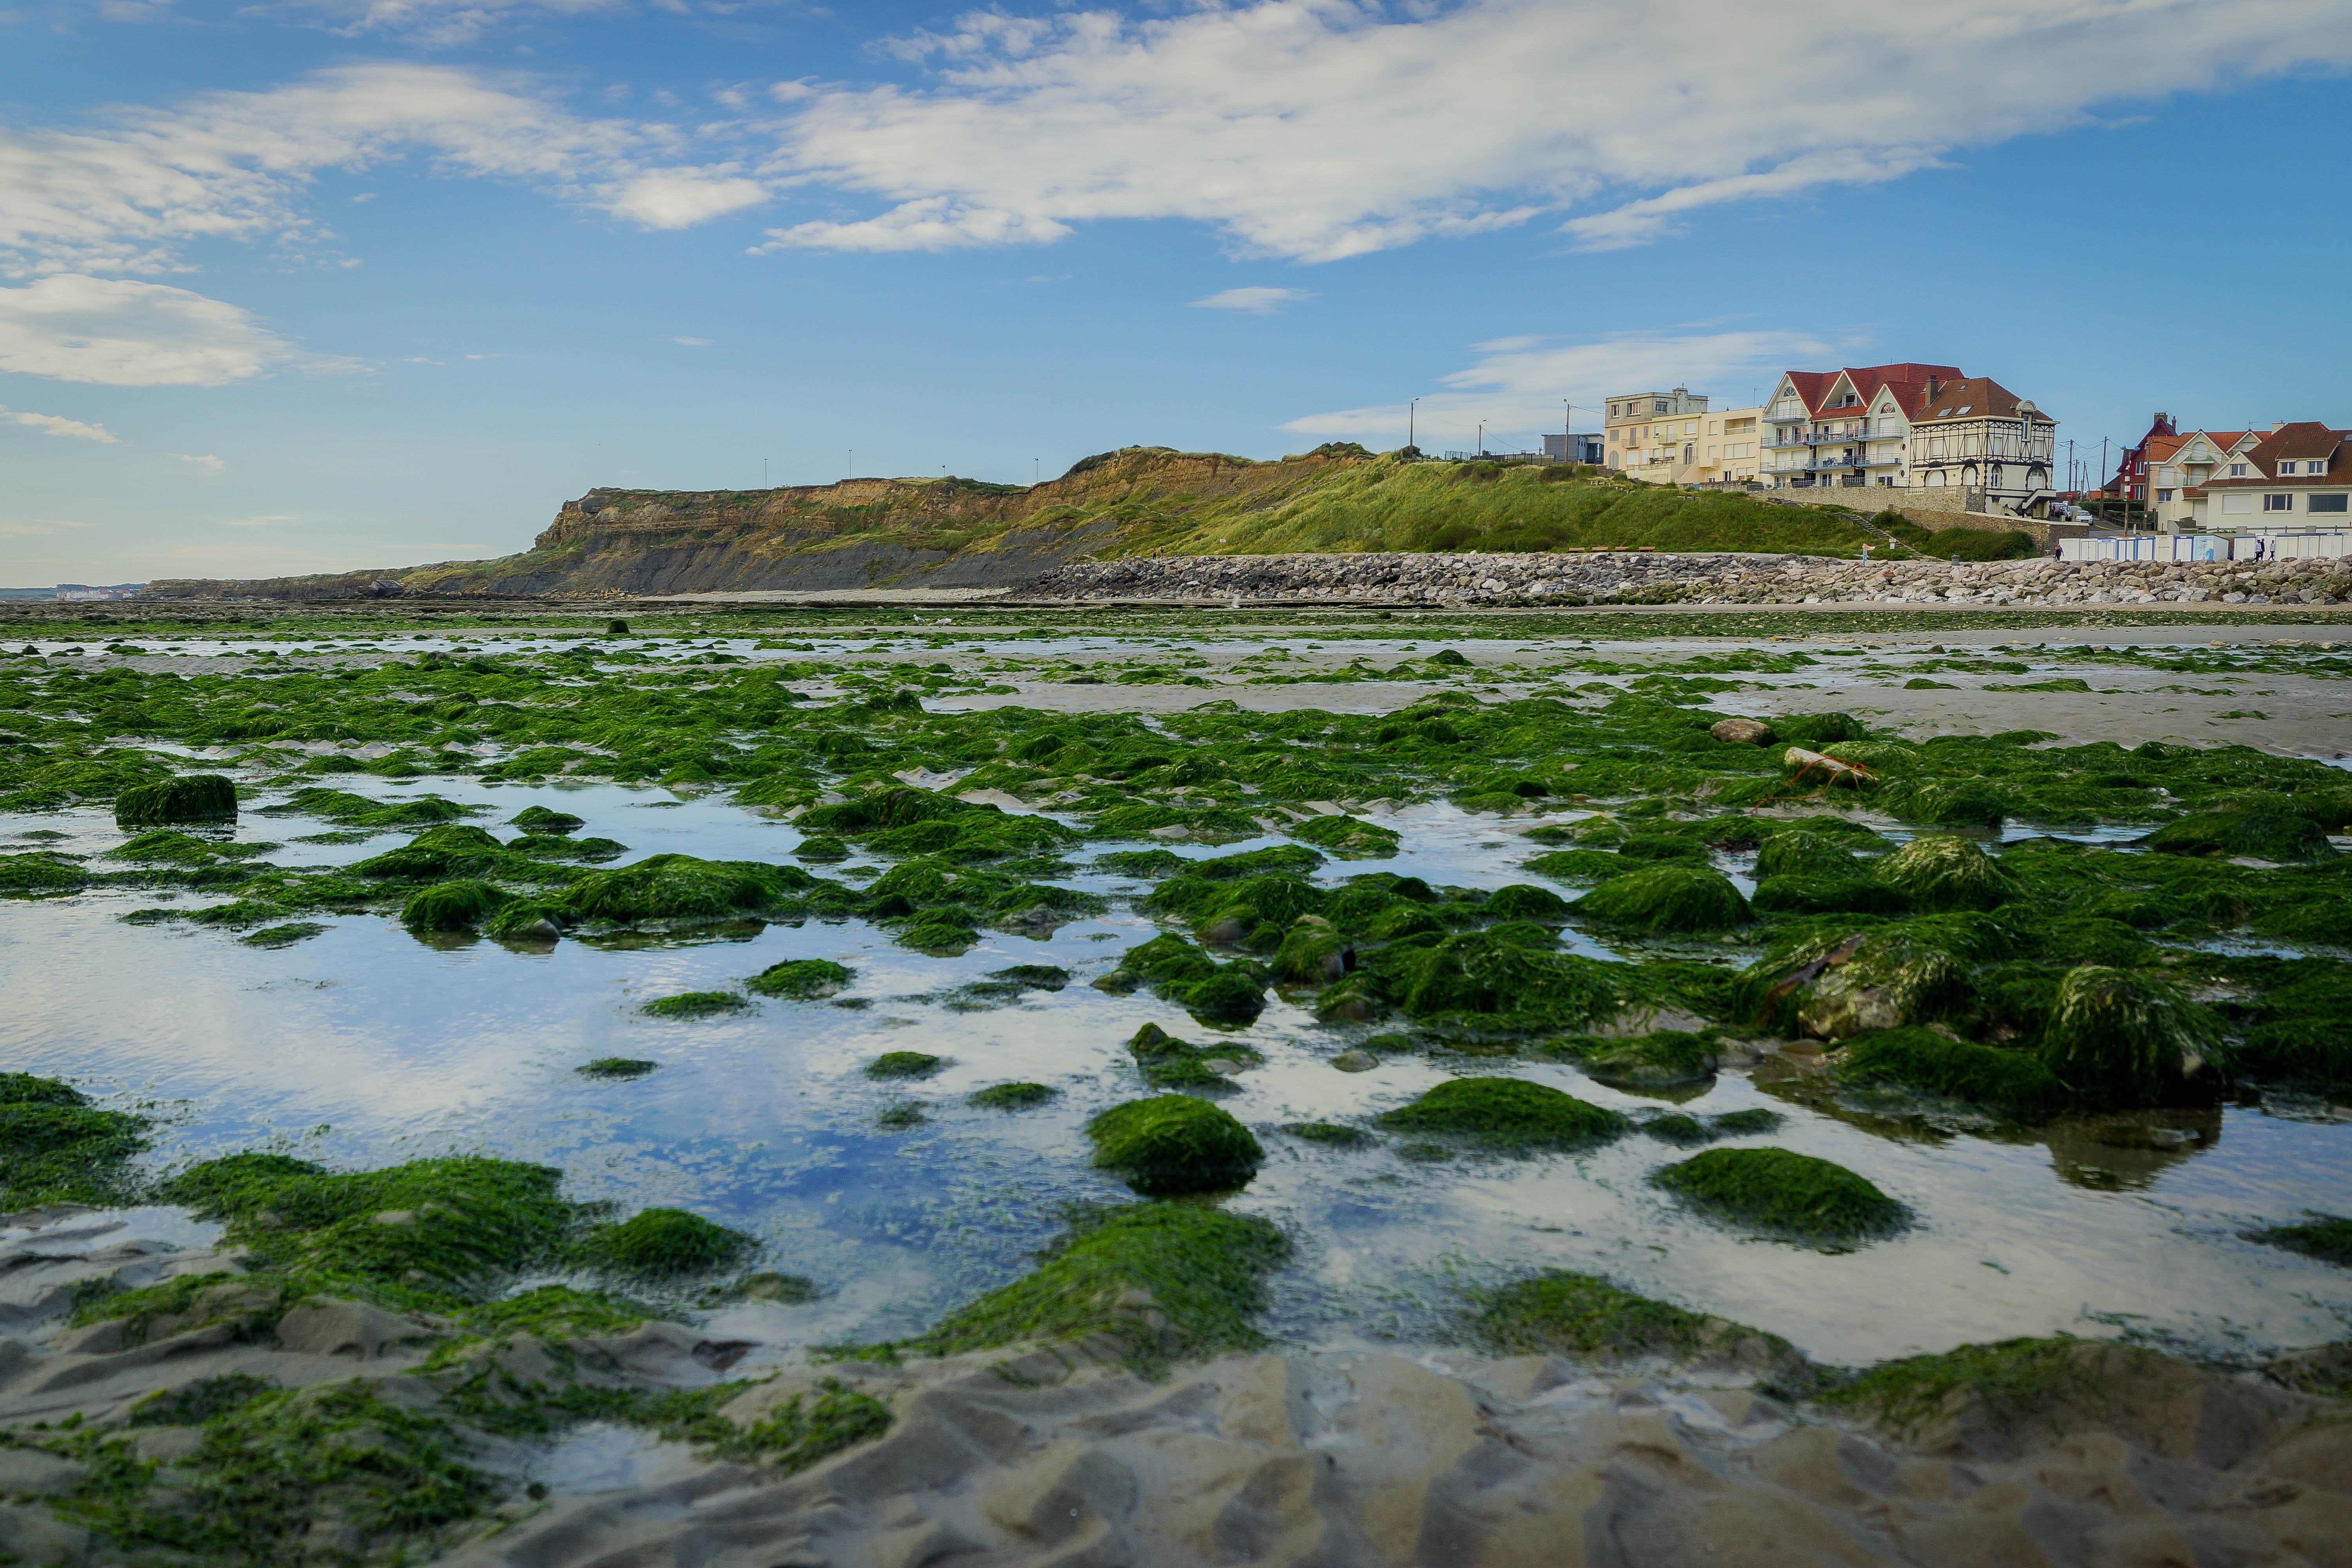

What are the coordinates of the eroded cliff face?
(144, 447, 1367, 601)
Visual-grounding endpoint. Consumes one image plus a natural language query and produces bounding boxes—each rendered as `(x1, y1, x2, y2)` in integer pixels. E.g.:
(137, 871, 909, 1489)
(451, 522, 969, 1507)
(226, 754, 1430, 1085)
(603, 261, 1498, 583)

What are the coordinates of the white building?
(1904, 376, 2057, 515)
(2186, 422, 2351, 530)
(1760, 363, 1959, 492)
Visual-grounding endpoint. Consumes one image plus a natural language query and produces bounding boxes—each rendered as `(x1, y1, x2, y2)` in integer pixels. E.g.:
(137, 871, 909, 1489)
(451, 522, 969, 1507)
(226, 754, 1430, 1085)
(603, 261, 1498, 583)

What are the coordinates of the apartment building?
(1601, 388, 1762, 484)
(1604, 387, 1708, 481)
(1760, 363, 1960, 490)
(2184, 423, 2351, 528)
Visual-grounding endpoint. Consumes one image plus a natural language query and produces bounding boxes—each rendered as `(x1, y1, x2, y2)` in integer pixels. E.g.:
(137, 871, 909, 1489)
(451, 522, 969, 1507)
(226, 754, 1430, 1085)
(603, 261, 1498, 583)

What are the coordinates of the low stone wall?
(1018, 550, 2352, 608)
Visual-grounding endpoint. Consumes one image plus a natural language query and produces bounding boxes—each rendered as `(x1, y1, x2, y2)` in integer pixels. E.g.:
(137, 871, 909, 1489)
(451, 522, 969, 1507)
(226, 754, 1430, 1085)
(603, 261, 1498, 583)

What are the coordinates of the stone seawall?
(1020, 550, 2352, 608)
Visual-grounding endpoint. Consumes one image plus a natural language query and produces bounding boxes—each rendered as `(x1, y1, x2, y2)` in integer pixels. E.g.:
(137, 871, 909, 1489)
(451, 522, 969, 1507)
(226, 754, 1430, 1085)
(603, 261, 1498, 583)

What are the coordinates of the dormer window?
(2229, 462, 2249, 476)
(2280, 461, 2300, 475)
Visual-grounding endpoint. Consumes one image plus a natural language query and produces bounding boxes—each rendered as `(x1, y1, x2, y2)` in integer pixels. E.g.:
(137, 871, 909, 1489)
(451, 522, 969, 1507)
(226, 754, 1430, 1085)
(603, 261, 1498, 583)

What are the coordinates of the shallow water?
(9, 701, 2351, 1372)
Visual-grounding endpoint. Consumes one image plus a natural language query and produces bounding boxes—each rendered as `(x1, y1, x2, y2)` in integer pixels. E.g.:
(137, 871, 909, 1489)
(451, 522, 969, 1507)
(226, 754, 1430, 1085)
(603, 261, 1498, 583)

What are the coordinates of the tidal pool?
(6, 613, 2349, 1374)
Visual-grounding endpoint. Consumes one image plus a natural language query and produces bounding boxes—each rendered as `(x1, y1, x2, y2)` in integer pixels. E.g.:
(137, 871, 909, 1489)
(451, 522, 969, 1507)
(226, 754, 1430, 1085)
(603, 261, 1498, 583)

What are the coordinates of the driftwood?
(1782, 747, 1877, 788)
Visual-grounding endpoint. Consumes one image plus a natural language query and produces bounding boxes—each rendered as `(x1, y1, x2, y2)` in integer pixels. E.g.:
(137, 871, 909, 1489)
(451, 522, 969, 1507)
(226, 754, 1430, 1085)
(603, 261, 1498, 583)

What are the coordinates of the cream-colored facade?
(1603, 388, 1760, 484)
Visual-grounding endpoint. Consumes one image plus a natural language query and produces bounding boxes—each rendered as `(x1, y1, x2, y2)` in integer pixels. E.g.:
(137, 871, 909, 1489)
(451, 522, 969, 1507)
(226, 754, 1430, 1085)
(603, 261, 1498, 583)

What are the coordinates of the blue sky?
(4, 0, 2350, 584)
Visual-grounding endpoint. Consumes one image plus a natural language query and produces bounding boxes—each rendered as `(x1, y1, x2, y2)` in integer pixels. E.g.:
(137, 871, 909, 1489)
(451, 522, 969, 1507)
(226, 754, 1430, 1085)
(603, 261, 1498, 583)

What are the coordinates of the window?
(2222, 493, 2253, 514)
(2229, 462, 2249, 476)
(2264, 493, 2295, 512)
(1654, 400, 1669, 413)
(2311, 494, 2349, 514)
(2156, 489, 2173, 503)
(1684, 421, 1697, 436)
(2279, 461, 2299, 475)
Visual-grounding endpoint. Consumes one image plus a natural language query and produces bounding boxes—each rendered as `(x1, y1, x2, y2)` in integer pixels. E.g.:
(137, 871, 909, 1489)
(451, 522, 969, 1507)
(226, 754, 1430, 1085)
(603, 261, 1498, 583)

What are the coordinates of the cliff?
(138, 446, 1899, 601)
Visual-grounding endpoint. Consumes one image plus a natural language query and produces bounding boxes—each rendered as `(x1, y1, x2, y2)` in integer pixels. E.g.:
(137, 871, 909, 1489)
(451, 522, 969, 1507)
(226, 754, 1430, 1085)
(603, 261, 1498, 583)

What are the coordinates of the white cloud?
(671, 335, 711, 345)
(220, 514, 300, 526)
(0, 274, 297, 386)
(464, 352, 505, 360)
(0, 63, 771, 278)
(1281, 328, 1844, 441)
(1190, 286, 1312, 315)
(247, 0, 632, 48)
(755, 0, 2352, 262)
(171, 452, 225, 472)
(0, 405, 118, 441)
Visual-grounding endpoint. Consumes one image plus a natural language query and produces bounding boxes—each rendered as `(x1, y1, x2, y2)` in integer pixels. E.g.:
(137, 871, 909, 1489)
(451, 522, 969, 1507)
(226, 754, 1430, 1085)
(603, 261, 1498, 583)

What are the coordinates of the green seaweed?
(1574, 864, 1751, 934)
(968, 1082, 1058, 1110)
(866, 1051, 944, 1080)
(576, 1208, 760, 1278)
(1373, 1076, 1626, 1150)
(2244, 1214, 2352, 1267)
(1471, 1270, 1790, 1367)
(114, 773, 238, 826)
(641, 990, 751, 1018)
(747, 957, 854, 998)
(1652, 1147, 1909, 1246)
(1085, 1095, 1264, 1195)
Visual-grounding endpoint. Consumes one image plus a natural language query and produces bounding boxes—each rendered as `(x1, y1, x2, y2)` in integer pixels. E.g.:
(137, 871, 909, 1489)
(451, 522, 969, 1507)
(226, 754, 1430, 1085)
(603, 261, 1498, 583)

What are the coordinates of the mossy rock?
(968, 1082, 1057, 1111)
(115, 773, 237, 826)
(2040, 965, 2216, 1111)
(1126, 1022, 1263, 1090)
(561, 853, 808, 924)
(747, 958, 853, 998)
(242, 921, 329, 949)
(1374, 1077, 1625, 1151)
(1751, 875, 1913, 916)
(399, 879, 511, 932)
(1378, 930, 1632, 1024)
(509, 806, 584, 834)
(1754, 833, 1865, 880)
(578, 1207, 759, 1278)
(1485, 883, 1573, 923)
(1472, 1270, 1795, 1372)
(793, 834, 850, 862)
(1271, 921, 1353, 985)
(1652, 1147, 1909, 1246)
(1288, 813, 1402, 858)
(1613, 833, 1711, 863)
(1165, 966, 1266, 1027)
(2146, 811, 2337, 863)
(1871, 836, 2012, 912)
(1086, 1095, 1264, 1195)
(1899, 782, 2008, 829)
(2233, 1017, 2352, 1093)
(641, 991, 750, 1019)
(1838, 1027, 2069, 1119)
(2245, 1215, 2352, 1268)
(891, 1203, 1288, 1370)
(1821, 1336, 2163, 1451)
(1574, 865, 1751, 934)
(866, 1051, 944, 1080)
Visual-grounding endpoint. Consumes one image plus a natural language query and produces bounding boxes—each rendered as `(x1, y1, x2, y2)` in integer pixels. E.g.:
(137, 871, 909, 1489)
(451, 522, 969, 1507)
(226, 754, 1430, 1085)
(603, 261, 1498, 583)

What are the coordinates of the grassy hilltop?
(148, 446, 2007, 600)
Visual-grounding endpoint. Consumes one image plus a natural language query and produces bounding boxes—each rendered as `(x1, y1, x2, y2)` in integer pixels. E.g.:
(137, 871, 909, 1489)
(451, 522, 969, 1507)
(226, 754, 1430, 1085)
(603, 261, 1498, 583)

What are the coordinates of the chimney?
(2273, 421, 2287, 432)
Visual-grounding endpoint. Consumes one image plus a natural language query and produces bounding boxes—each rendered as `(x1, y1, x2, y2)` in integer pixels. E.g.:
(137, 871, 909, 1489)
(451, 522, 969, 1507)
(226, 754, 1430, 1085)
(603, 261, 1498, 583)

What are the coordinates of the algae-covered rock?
(866, 1051, 944, 1080)
(1281, 1121, 1376, 1147)
(641, 991, 751, 1019)
(1709, 717, 1775, 746)
(793, 834, 850, 862)
(2234, 1017, 2352, 1093)
(1271, 919, 1353, 985)
(1820, 1336, 2185, 1458)
(968, 1082, 1057, 1110)
(1524, 848, 1639, 886)
(509, 806, 584, 835)
(1574, 865, 1751, 934)
(895, 1203, 1289, 1369)
(1472, 1269, 1798, 1373)
(1485, 883, 1573, 923)
(1374, 1077, 1626, 1150)
(578, 1207, 759, 1278)
(2146, 811, 2337, 863)
(399, 879, 512, 931)
(1837, 1027, 2069, 1118)
(1900, 782, 2009, 829)
(1377, 929, 1634, 1026)
(2040, 965, 2217, 1111)
(1754, 833, 1866, 880)
(1126, 1022, 1263, 1089)
(1652, 1147, 1909, 1246)
(746, 957, 853, 998)
(1871, 835, 2013, 912)
(1288, 813, 1402, 858)
(1736, 915, 2012, 1040)
(1086, 1095, 1264, 1195)
(562, 853, 810, 924)
(115, 773, 237, 826)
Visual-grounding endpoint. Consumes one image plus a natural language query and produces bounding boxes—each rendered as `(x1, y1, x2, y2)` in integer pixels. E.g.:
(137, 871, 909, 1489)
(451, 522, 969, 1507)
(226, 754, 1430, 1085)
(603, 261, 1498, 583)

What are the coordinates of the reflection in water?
(2045, 1109, 2226, 1192)
(4, 726, 2350, 1371)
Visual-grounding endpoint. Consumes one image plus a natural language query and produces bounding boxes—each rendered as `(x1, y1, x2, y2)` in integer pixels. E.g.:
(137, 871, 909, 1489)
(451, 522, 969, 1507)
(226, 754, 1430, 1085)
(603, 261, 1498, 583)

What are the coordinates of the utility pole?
(1477, 419, 1485, 456)
(1408, 397, 1419, 454)
(1563, 399, 1572, 465)
(1034, 458, 1040, 486)
(848, 449, 853, 481)
(763, 457, 768, 489)
(2099, 437, 2108, 527)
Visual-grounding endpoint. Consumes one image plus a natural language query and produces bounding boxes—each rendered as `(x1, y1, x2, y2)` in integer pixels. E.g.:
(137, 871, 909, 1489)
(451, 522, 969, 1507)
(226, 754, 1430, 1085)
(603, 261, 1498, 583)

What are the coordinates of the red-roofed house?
(2183, 423, 2352, 529)
(1759, 363, 1964, 492)
(2144, 428, 2260, 530)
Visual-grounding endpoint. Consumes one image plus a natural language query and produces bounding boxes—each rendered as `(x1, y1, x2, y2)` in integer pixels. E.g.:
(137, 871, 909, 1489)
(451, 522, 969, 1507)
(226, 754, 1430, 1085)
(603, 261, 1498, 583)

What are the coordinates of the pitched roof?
(1909, 376, 2053, 424)
(1776, 372, 1835, 414)
(2198, 423, 2350, 488)
(2145, 434, 2191, 463)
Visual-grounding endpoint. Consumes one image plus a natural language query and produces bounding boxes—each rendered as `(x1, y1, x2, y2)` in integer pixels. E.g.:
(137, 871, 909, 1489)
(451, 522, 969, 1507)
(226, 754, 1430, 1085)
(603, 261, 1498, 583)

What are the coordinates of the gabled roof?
(2145, 434, 2191, 463)
(2198, 423, 2350, 488)
(1773, 372, 1836, 414)
(1909, 376, 2053, 425)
